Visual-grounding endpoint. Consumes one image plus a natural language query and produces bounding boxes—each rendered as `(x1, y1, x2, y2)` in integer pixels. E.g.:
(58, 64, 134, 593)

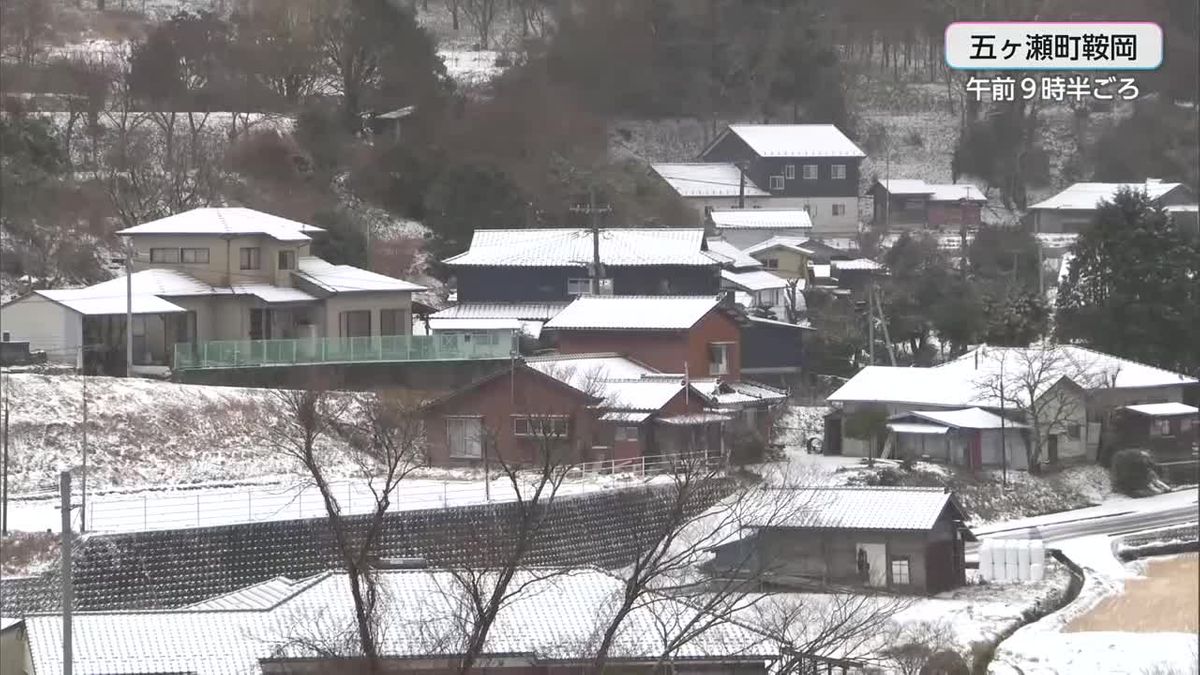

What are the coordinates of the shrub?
(921, 650, 970, 675)
(1110, 448, 1162, 496)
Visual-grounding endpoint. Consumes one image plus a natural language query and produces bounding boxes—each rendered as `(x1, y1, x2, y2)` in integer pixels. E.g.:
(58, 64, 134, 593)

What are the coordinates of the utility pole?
(80, 368, 88, 533)
(569, 187, 611, 295)
(2, 377, 8, 535)
(873, 283, 897, 366)
(61, 470, 74, 675)
(867, 281, 875, 366)
(959, 188, 970, 279)
(125, 238, 134, 378)
(999, 354, 1008, 488)
(736, 160, 748, 209)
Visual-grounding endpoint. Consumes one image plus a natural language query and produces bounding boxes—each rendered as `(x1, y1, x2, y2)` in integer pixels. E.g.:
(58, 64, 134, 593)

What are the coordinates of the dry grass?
(1067, 554, 1199, 633)
(0, 531, 61, 577)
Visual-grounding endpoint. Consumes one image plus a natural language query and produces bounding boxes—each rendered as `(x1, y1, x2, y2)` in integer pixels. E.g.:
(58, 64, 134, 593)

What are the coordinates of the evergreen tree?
(1056, 188, 1200, 375)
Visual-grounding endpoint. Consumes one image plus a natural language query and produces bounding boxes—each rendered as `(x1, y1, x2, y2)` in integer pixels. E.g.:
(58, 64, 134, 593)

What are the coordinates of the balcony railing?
(173, 334, 513, 370)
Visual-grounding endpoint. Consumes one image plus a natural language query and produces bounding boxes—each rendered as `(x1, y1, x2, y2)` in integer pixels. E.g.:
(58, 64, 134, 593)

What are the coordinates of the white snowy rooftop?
(831, 258, 885, 272)
(23, 569, 774, 673)
(742, 236, 816, 257)
(878, 179, 986, 202)
(527, 353, 656, 391)
(937, 346, 1197, 391)
(545, 296, 721, 331)
(721, 124, 866, 158)
(650, 163, 769, 197)
(445, 228, 719, 267)
(706, 238, 762, 269)
(430, 302, 571, 321)
(709, 209, 814, 229)
(36, 289, 189, 316)
(746, 486, 959, 531)
(907, 407, 1028, 430)
(1123, 402, 1199, 417)
(116, 207, 325, 242)
(294, 257, 425, 293)
(721, 269, 789, 292)
(1028, 181, 1189, 210)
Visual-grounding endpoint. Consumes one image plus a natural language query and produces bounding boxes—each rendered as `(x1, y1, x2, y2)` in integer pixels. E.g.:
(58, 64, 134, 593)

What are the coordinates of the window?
(567, 277, 593, 296)
(708, 342, 732, 376)
(277, 250, 296, 270)
(1, 331, 9, 342)
(832, 203, 846, 216)
(890, 557, 911, 585)
(512, 416, 570, 438)
(447, 416, 483, 459)
(149, 248, 181, 263)
(615, 426, 640, 442)
(239, 247, 261, 270)
(180, 248, 209, 264)
(1067, 424, 1081, 440)
(1151, 419, 1173, 436)
(339, 310, 372, 337)
(831, 164, 847, 180)
(802, 164, 818, 180)
(785, 164, 796, 179)
(904, 199, 925, 210)
(764, 258, 779, 269)
(769, 175, 785, 191)
(380, 309, 407, 336)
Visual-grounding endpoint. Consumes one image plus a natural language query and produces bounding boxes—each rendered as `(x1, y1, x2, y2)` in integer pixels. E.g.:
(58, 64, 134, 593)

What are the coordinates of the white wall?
(718, 227, 811, 249)
(0, 295, 83, 365)
(685, 196, 859, 234)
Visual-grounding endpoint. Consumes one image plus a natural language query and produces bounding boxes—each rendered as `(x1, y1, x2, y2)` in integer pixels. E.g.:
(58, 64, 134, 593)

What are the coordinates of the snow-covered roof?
(526, 354, 657, 392)
(229, 284, 318, 304)
(36, 290, 189, 316)
(116, 207, 324, 242)
(709, 209, 814, 229)
(1123, 402, 1199, 417)
(444, 228, 719, 267)
(746, 316, 814, 330)
(1, 617, 23, 632)
(721, 269, 789, 292)
(599, 410, 654, 423)
(23, 568, 774, 673)
(831, 258, 884, 272)
(294, 257, 425, 293)
(720, 124, 865, 158)
(706, 238, 762, 269)
(907, 408, 1027, 430)
(545, 296, 721, 331)
(184, 575, 323, 611)
(429, 302, 570, 321)
(657, 412, 732, 425)
(938, 345, 1197, 391)
(685, 378, 788, 407)
(742, 236, 815, 257)
(84, 268, 221, 297)
(650, 163, 770, 197)
(827, 366, 975, 407)
(878, 180, 986, 201)
(888, 422, 950, 435)
(747, 486, 958, 531)
(1028, 181, 1189, 210)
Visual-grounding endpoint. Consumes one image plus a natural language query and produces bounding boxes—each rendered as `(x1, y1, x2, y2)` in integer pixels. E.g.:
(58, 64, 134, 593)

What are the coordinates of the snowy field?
(991, 536, 1200, 674)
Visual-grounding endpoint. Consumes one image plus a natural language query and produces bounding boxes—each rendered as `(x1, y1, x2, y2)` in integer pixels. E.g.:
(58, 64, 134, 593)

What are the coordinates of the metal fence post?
(196, 494, 201, 528)
(143, 495, 148, 530)
(443, 482, 448, 507)
(248, 491, 253, 522)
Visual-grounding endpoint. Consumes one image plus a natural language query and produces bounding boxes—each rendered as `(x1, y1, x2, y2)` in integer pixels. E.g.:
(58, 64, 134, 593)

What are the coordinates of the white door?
(855, 543, 887, 587)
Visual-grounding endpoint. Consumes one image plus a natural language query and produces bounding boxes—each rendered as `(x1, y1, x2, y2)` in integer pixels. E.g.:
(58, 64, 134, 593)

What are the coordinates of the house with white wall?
(0, 208, 426, 373)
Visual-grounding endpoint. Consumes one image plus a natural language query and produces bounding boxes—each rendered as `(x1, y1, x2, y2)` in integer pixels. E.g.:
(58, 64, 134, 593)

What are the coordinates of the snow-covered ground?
(5, 472, 666, 535)
(438, 49, 508, 88)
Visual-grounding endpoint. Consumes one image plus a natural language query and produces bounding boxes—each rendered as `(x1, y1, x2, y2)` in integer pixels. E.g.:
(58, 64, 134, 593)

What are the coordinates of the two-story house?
(653, 125, 866, 235)
(868, 180, 986, 231)
(0, 208, 427, 373)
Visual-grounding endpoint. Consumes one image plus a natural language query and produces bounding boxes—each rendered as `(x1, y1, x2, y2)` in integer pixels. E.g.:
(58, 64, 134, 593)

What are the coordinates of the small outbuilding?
(1112, 402, 1199, 461)
(887, 407, 1030, 471)
(708, 486, 975, 594)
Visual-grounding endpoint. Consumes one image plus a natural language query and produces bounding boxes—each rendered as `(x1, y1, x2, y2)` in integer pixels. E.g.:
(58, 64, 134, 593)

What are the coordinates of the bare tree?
(753, 593, 913, 673)
(259, 384, 425, 666)
(782, 278, 806, 324)
(460, 0, 500, 49)
(972, 345, 1107, 471)
(0, 0, 55, 66)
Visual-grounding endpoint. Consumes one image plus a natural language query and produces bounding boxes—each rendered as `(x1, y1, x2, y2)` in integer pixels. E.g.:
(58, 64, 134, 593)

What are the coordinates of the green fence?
(173, 334, 513, 370)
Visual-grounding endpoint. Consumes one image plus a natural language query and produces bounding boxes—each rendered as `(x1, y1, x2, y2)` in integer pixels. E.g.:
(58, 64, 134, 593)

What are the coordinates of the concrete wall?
(321, 292, 414, 338)
(0, 295, 83, 365)
(129, 233, 311, 287)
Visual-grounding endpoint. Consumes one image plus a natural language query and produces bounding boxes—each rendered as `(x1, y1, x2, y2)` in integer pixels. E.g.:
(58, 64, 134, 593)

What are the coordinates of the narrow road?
(967, 488, 1198, 557)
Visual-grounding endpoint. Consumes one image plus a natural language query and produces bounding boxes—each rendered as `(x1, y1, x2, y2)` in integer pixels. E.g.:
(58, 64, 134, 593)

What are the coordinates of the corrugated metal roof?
(748, 487, 955, 530)
(117, 207, 324, 242)
(183, 575, 322, 611)
(878, 180, 985, 201)
(1028, 181, 1188, 210)
(600, 411, 654, 423)
(430, 302, 571, 321)
(657, 412, 733, 425)
(650, 163, 770, 197)
(720, 269, 789, 292)
(294, 257, 425, 293)
(23, 569, 776, 672)
(1123, 402, 1199, 417)
(545, 296, 720, 331)
(231, 284, 318, 304)
(428, 318, 523, 331)
(831, 258, 884, 271)
(527, 354, 657, 392)
(709, 209, 814, 229)
(725, 124, 865, 158)
(706, 238, 762, 269)
(444, 228, 718, 267)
